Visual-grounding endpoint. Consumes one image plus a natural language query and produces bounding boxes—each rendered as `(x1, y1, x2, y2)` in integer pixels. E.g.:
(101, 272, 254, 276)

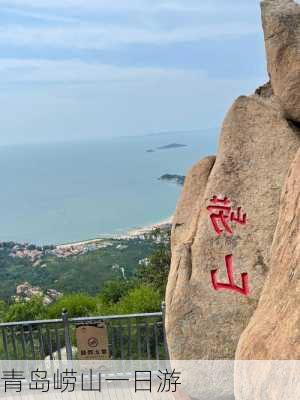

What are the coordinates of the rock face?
(165, 0, 300, 362)
(236, 148, 300, 360)
(261, 0, 300, 122)
(166, 93, 300, 359)
(171, 156, 215, 249)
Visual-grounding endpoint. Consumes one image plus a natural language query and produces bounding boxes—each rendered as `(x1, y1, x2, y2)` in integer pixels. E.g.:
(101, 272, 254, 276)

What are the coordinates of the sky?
(0, 0, 268, 145)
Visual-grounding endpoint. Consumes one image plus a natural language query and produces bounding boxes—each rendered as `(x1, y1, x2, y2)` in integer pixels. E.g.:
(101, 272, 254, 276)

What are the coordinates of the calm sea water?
(0, 130, 217, 245)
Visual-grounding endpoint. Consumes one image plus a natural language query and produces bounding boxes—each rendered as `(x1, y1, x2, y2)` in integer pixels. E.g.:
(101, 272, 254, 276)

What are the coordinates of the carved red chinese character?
(211, 254, 250, 296)
(207, 195, 247, 235)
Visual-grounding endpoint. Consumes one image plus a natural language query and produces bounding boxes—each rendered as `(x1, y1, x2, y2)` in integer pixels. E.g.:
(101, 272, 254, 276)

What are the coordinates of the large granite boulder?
(236, 148, 300, 360)
(166, 94, 300, 359)
(262, 0, 300, 122)
(171, 156, 215, 250)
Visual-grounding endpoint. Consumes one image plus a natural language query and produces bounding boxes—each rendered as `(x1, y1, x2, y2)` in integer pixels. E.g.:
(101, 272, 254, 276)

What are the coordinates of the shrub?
(5, 296, 47, 322)
(118, 285, 161, 314)
(137, 247, 171, 296)
(100, 279, 133, 305)
(98, 285, 161, 316)
(0, 300, 8, 322)
(47, 293, 97, 318)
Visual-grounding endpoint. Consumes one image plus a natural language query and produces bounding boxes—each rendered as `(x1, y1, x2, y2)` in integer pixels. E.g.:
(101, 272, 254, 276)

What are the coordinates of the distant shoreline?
(56, 216, 173, 249)
(124, 216, 172, 238)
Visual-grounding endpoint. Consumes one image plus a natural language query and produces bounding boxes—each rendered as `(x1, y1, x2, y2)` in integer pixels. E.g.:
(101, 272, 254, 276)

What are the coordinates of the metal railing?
(0, 305, 168, 361)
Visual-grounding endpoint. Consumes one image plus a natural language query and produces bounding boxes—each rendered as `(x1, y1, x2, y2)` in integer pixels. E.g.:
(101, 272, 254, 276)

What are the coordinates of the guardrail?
(0, 304, 169, 361)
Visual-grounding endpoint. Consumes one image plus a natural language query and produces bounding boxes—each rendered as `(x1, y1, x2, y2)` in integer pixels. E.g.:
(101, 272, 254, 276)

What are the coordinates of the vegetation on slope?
(0, 229, 171, 322)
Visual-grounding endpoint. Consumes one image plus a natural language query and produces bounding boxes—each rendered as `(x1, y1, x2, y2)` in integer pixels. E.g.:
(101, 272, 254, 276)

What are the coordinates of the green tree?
(99, 285, 161, 315)
(0, 300, 8, 322)
(47, 293, 97, 318)
(117, 285, 161, 314)
(5, 296, 47, 322)
(100, 279, 134, 305)
(137, 247, 171, 297)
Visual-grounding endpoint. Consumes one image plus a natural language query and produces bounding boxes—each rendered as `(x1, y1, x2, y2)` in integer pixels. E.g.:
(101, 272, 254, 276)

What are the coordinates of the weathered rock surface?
(255, 80, 273, 98)
(236, 148, 300, 360)
(262, 0, 300, 122)
(166, 94, 300, 359)
(171, 156, 215, 250)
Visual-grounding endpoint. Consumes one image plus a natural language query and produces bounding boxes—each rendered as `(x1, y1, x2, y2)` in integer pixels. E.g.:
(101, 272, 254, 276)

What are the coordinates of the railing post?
(62, 309, 73, 361)
(161, 302, 170, 360)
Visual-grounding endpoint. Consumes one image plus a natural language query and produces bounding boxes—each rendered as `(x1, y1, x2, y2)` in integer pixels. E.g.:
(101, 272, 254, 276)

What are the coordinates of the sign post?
(76, 322, 110, 360)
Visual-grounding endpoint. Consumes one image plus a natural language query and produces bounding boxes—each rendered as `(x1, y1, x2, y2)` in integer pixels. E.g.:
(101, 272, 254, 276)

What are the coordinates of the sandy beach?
(56, 216, 173, 249)
(125, 216, 173, 238)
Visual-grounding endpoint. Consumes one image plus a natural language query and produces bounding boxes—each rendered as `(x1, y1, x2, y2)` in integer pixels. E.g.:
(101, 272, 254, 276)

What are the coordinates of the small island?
(157, 143, 187, 150)
(146, 143, 187, 153)
(159, 174, 185, 186)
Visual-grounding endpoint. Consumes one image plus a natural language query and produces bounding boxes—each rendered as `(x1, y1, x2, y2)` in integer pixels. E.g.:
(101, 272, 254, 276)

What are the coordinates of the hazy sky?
(0, 0, 268, 145)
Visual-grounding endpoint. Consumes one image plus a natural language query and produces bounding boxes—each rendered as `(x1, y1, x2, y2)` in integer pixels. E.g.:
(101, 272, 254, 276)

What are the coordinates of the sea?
(0, 129, 218, 245)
